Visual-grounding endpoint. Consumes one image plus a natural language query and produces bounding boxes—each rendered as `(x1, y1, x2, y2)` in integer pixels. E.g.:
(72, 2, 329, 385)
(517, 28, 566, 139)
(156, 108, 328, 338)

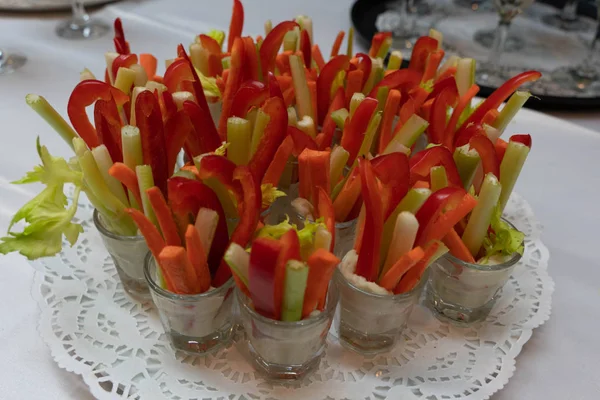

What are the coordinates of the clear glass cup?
(236, 284, 339, 380)
(0, 49, 26, 76)
(93, 209, 150, 299)
(56, 0, 109, 40)
(541, 0, 584, 32)
(333, 267, 428, 355)
(426, 232, 523, 326)
(145, 254, 235, 355)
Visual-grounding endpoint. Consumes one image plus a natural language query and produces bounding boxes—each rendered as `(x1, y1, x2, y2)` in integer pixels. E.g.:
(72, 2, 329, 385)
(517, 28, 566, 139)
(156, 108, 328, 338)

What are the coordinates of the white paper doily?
(31, 192, 553, 400)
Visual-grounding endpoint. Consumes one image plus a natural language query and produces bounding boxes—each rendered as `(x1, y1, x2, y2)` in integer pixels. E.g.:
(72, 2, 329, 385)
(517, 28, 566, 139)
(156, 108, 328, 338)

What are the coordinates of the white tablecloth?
(1, 1, 599, 399)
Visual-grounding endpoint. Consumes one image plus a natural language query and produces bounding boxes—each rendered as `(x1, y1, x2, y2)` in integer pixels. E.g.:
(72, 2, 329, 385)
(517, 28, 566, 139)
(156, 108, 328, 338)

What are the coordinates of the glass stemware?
(541, 0, 584, 32)
(56, 0, 109, 40)
(0, 49, 26, 76)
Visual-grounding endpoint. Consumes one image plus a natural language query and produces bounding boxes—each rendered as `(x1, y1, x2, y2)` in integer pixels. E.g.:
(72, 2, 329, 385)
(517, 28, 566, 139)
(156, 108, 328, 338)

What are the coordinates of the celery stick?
(429, 28, 443, 48)
(78, 150, 126, 214)
(227, 117, 252, 165)
(224, 243, 250, 287)
(314, 226, 332, 252)
(264, 19, 273, 35)
(492, 91, 532, 135)
(121, 126, 143, 170)
(384, 114, 429, 151)
(388, 50, 403, 71)
(430, 166, 448, 192)
(207, 29, 225, 47)
(129, 64, 148, 87)
(195, 208, 219, 253)
(190, 43, 206, 75)
(221, 56, 231, 70)
(376, 86, 389, 112)
(362, 58, 383, 95)
(331, 108, 349, 131)
(330, 146, 350, 191)
(349, 93, 365, 119)
(499, 141, 529, 212)
(72, 137, 87, 157)
(136, 165, 158, 227)
(428, 241, 449, 266)
(296, 15, 314, 43)
(129, 87, 150, 126)
(331, 70, 346, 97)
(80, 68, 96, 81)
(194, 156, 239, 219)
(381, 211, 419, 278)
(114, 68, 137, 96)
(358, 111, 382, 159)
(383, 140, 411, 156)
(462, 173, 502, 256)
(483, 124, 501, 143)
(297, 115, 317, 138)
(376, 36, 393, 59)
(146, 81, 167, 95)
(104, 52, 119, 84)
(455, 58, 476, 98)
(284, 30, 298, 52)
(437, 55, 459, 79)
(26, 94, 78, 150)
(92, 145, 129, 206)
(173, 169, 196, 180)
(287, 107, 298, 126)
(453, 144, 480, 190)
(281, 260, 309, 322)
(346, 26, 354, 58)
(172, 91, 195, 110)
(289, 55, 312, 120)
(250, 109, 270, 158)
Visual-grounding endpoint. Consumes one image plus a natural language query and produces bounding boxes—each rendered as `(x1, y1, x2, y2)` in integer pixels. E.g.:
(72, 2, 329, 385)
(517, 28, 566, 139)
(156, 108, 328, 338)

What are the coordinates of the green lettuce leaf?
(254, 216, 327, 259)
(194, 67, 222, 99)
(481, 206, 524, 261)
(261, 184, 286, 209)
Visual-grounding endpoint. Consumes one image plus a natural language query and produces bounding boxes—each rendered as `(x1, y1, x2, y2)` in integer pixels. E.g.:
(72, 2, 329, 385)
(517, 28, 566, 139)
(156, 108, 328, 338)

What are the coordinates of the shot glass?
(145, 254, 235, 355)
(236, 284, 339, 380)
(93, 209, 150, 299)
(426, 249, 522, 326)
(333, 268, 427, 355)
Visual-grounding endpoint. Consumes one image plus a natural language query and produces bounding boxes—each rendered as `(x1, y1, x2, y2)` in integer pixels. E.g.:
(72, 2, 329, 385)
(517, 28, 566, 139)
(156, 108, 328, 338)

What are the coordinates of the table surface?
(1, 1, 599, 399)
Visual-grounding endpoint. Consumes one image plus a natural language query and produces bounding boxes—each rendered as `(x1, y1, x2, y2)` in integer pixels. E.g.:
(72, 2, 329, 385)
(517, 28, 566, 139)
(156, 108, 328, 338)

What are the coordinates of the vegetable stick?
(349, 92, 365, 118)
(250, 109, 270, 158)
(262, 135, 294, 187)
(172, 92, 195, 110)
(308, 80, 318, 123)
(357, 111, 382, 159)
(139, 53, 157, 79)
(109, 162, 143, 208)
(136, 165, 157, 227)
(430, 165, 448, 192)
(283, 30, 298, 52)
(312, 44, 325, 70)
(345, 70, 364, 107)
(287, 106, 298, 126)
(387, 50, 403, 71)
(422, 49, 444, 83)
(289, 55, 312, 119)
(219, 37, 244, 140)
(125, 208, 166, 259)
(297, 115, 317, 138)
(302, 248, 339, 317)
(274, 229, 301, 320)
(444, 84, 480, 148)
(346, 26, 354, 58)
(453, 144, 480, 190)
(329, 146, 350, 190)
(25, 94, 78, 150)
(381, 212, 419, 278)
(158, 246, 197, 294)
(227, 117, 252, 165)
(492, 91, 532, 134)
(330, 31, 345, 58)
(495, 137, 508, 161)
(419, 193, 478, 246)
(395, 241, 445, 293)
(185, 225, 211, 293)
(314, 226, 333, 252)
(224, 243, 250, 288)
(114, 67, 136, 96)
(105, 52, 119, 84)
(385, 114, 429, 153)
(227, 0, 244, 52)
(147, 186, 181, 246)
(80, 68, 96, 81)
(455, 58, 476, 98)
(378, 89, 402, 153)
(482, 109, 499, 126)
(195, 208, 219, 253)
(330, 108, 348, 131)
(92, 145, 129, 206)
(443, 228, 475, 263)
(249, 238, 282, 318)
(121, 125, 143, 170)
(379, 247, 425, 291)
(129, 87, 149, 126)
(281, 260, 309, 321)
(77, 148, 126, 214)
(264, 19, 273, 35)
(499, 140, 529, 212)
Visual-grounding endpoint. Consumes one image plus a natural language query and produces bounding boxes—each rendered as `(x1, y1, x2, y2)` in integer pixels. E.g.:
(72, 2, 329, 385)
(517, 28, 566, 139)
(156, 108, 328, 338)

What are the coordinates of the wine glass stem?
(560, 0, 578, 22)
(0, 49, 5, 67)
(489, 20, 510, 65)
(71, 0, 89, 23)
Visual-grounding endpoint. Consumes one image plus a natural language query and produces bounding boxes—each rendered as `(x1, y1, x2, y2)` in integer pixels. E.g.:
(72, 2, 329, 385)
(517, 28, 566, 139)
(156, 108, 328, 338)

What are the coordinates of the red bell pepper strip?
(273, 229, 301, 320)
(218, 37, 245, 140)
(126, 207, 166, 259)
(302, 248, 340, 317)
(164, 58, 190, 93)
(109, 162, 143, 207)
(300, 29, 312, 69)
(354, 158, 384, 282)
(68, 80, 129, 149)
(469, 134, 500, 179)
(312, 44, 326, 70)
(162, 91, 177, 121)
(454, 122, 485, 148)
(167, 177, 229, 276)
(398, 98, 416, 125)
(260, 21, 298, 75)
(248, 237, 282, 318)
(428, 86, 458, 145)
(368, 69, 422, 98)
(111, 54, 138, 81)
(331, 31, 345, 58)
(93, 98, 123, 163)
(248, 96, 288, 183)
(299, 148, 331, 208)
(340, 97, 378, 165)
(409, 146, 463, 187)
(408, 36, 438, 73)
(268, 72, 284, 100)
(426, 76, 458, 102)
(176, 45, 211, 116)
(414, 186, 466, 246)
(196, 154, 243, 207)
(139, 53, 158, 78)
(146, 186, 182, 246)
(378, 89, 402, 153)
(318, 87, 345, 150)
(262, 135, 294, 187)
(422, 49, 445, 83)
(354, 53, 372, 89)
(183, 100, 221, 157)
(510, 133, 532, 148)
(164, 110, 193, 174)
(444, 84, 480, 149)
(317, 55, 350, 125)
(213, 166, 261, 287)
(369, 32, 392, 58)
(289, 125, 318, 157)
(420, 193, 477, 246)
(207, 53, 224, 78)
(229, 80, 269, 118)
(408, 85, 431, 111)
(113, 18, 130, 55)
(317, 186, 336, 251)
(371, 152, 410, 221)
(456, 70, 542, 136)
(242, 36, 259, 82)
(495, 138, 508, 162)
(227, 0, 244, 52)
(198, 34, 222, 54)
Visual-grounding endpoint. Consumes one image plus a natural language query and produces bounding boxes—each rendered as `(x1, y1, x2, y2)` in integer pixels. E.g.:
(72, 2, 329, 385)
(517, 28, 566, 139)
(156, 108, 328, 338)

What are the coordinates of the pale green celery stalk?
(492, 91, 532, 135)
(208, 29, 225, 47)
(289, 55, 313, 120)
(430, 166, 448, 192)
(381, 211, 419, 278)
(384, 114, 429, 152)
(264, 19, 273, 35)
(136, 165, 158, 227)
(314, 226, 332, 252)
(194, 155, 239, 219)
(483, 124, 501, 143)
(376, 36, 393, 59)
(437, 55, 459, 79)
(363, 58, 383, 95)
(387, 50, 403, 71)
(129, 64, 148, 87)
(296, 15, 313, 42)
(384, 140, 411, 156)
(281, 260, 309, 322)
(121, 126, 143, 210)
(346, 26, 354, 58)
(72, 137, 87, 157)
(455, 58, 476, 98)
(172, 91, 195, 111)
(297, 115, 317, 138)
(246, 108, 259, 130)
(380, 188, 431, 263)
(80, 68, 96, 81)
(222, 56, 231, 70)
(92, 145, 129, 206)
(429, 29, 443, 48)
(78, 150, 127, 215)
(499, 141, 529, 212)
(190, 43, 206, 74)
(453, 144, 481, 190)
(250, 109, 270, 158)
(358, 111, 382, 159)
(146, 81, 167, 95)
(287, 107, 298, 126)
(284, 30, 298, 52)
(330, 70, 346, 97)
(376, 86, 389, 112)
(129, 87, 150, 126)
(227, 117, 252, 165)
(114, 68, 137, 96)
(330, 146, 350, 191)
(331, 160, 357, 201)
(173, 169, 197, 180)
(428, 241, 449, 266)
(26, 94, 78, 150)
(165, 58, 175, 69)
(224, 243, 250, 287)
(104, 52, 119, 84)
(462, 173, 502, 257)
(349, 93, 365, 119)
(331, 108, 349, 130)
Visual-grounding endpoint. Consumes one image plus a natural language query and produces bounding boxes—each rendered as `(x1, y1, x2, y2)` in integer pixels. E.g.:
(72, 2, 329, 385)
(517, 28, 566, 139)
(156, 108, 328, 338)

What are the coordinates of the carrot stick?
(482, 109, 499, 126)
(276, 74, 293, 92)
(125, 208, 166, 259)
(146, 187, 182, 246)
(263, 135, 294, 186)
(308, 80, 318, 123)
(283, 87, 296, 107)
(444, 85, 480, 149)
(330, 31, 345, 58)
(139, 54, 157, 79)
(394, 241, 441, 293)
(298, 148, 312, 200)
(419, 194, 478, 246)
(185, 225, 211, 293)
(276, 52, 291, 75)
(436, 66, 457, 82)
(378, 89, 402, 153)
(158, 246, 198, 294)
(345, 70, 364, 107)
(379, 247, 425, 291)
(109, 162, 143, 208)
(302, 248, 340, 317)
(332, 168, 361, 222)
(218, 37, 245, 140)
(412, 180, 430, 189)
(422, 49, 445, 83)
(397, 98, 416, 125)
(442, 228, 475, 263)
(312, 44, 326, 70)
